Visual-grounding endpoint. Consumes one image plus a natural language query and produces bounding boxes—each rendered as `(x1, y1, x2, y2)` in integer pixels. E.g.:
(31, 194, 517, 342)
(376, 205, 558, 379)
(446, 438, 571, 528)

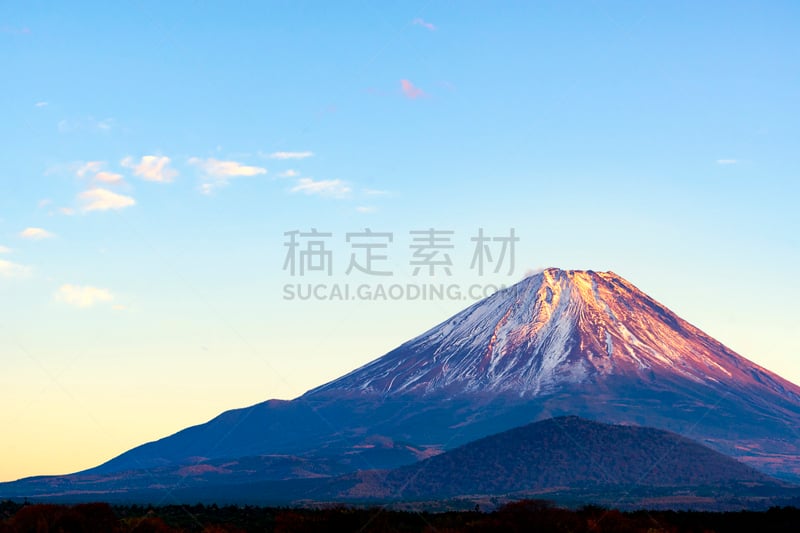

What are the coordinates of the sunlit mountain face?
(310, 268, 800, 399)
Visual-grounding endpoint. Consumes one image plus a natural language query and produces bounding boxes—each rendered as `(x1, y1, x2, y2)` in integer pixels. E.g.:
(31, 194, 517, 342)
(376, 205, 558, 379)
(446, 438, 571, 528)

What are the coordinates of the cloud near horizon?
(0, 259, 30, 279)
(55, 284, 114, 308)
(121, 155, 178, 182)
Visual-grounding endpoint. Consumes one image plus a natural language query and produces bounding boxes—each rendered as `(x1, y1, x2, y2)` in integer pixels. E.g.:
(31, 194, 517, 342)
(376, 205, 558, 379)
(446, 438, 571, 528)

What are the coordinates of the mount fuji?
(3, 268, 800, 500)
(311, 268, 795, 398)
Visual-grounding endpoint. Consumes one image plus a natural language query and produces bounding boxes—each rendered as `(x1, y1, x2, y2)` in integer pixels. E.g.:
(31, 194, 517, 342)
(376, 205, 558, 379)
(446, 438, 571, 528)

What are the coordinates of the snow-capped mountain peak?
(308, 268, 798, 400)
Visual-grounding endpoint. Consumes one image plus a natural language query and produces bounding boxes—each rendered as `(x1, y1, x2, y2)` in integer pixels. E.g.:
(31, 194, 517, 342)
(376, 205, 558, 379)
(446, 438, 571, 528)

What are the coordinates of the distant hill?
(337, 416, 787, 502)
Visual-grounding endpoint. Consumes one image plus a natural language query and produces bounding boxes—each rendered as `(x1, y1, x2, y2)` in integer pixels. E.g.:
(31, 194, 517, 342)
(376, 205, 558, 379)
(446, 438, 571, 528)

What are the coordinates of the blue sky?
(1, 1, 798, 481)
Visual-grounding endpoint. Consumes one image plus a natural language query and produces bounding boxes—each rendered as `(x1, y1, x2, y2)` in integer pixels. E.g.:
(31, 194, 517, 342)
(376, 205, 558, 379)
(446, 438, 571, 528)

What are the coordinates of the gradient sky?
(1, 1, 798, 482)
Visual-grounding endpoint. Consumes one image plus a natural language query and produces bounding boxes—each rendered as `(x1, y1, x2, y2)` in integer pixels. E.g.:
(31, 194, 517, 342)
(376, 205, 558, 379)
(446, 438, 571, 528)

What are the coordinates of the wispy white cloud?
(0, 26, 31, 36)
(121, 155, 178, 183)
(412, 18, 436, 31)
(356, 206, 377, 214)
(189, 157, 267, 194)
(20, 227, 55, 240)
(35, 101, 48, 108)
(76, 161, 105, 177)
(0, 245, 11, 254)
(55, 284, 114, 308)
(401, 79, 426, 99)
(58, 117, 113, 134)
(291, 178, 351, 198)
(78, 188, 136, 212)
(279, 169, 299, 178)
(74, 162, 125, 185)
(268, 151, 314, 160)
(188, 157, 267, 178)
(59, 207, 76, 216)
(716, 159, 738, 165)
(363, 188, 391, 196)
(0, 259, 30, 279)
(93, 171, 124, 185)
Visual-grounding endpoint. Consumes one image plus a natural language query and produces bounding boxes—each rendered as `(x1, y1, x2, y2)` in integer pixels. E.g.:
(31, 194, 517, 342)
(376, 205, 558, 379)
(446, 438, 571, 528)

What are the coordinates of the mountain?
(303, 268, 800, 478)
(310, 268, 795, 399)
(3, 268, 800, 500)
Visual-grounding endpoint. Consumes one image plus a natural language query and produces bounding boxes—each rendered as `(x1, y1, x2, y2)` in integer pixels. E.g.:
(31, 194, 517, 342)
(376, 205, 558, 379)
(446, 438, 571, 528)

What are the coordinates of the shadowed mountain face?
(3, 268, 800, 500)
